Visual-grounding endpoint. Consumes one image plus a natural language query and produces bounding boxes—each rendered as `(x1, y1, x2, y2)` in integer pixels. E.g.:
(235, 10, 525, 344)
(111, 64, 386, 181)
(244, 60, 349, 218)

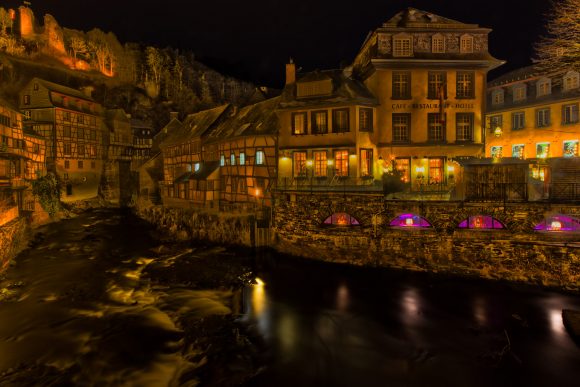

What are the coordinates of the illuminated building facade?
(19, 78, 105, 201)
(278, 8, 502, 194)
(485, 66, 580, 161)
(0, 98, 46, 213)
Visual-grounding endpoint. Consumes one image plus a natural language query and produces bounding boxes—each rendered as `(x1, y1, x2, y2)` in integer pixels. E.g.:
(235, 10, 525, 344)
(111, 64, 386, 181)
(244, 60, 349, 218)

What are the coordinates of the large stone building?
(277, 8, 503, 194)
(19, 78, 106, 201)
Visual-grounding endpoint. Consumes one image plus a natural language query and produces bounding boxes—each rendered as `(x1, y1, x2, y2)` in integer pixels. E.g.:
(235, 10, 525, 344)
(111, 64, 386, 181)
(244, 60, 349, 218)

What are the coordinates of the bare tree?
(70, 36, 87, 60)
(0, 8, 12, 35)
(534, 0, 580, 73)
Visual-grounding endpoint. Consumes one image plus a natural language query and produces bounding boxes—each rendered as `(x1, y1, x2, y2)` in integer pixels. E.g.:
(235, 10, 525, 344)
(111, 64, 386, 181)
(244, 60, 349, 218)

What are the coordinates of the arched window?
(458, 215, 505, 229)
(534, 215, 580, 232)
(389, 213, 431, 228)
(323, 213, 361, 227)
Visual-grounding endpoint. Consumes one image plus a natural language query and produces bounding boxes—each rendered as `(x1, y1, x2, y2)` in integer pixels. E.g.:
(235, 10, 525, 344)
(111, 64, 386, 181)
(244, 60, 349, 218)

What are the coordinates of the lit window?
(536, 78, 551, 97)
(240, 152, 245, 165)
(431, 34, 445, 53)
(332, 109, 349, 133)
(563, 140, 579, 157)
(513, 85, 527, 102)
(456, 71, 474, 99)
(491, 146, 503, 158)
(220, 154, 225, 166)
(393, 35, 413, 57)
(428, 113, 445, 142)
(456, 113, 473, 141)
(194, 162, 200, 172)
(392, 113, 410, 143)
(536, 143, 550, 159)
(292, 112, 307, 135)
(395, 158, 410, 183)
(460, 34, 474, 53)
(512, 144, 525, 159)
(334, 150, 349, 176)
(390, 214, 432, 228)
(293, 151, 307, 177)
(23, 95, 30, 105)
(230, 153, 236, 166)
(359, 108, 373, 132)
(512, 112, 525, 130)
(360, 149, 373, 177)
(255, 150, 265, 165)
(562, 103, 579, 124)
(428, 72, 446, 99)
(323, 213, 361, 227)
(311, 111, 328, 134)
(392, 72, 411, 99)
(536, 108, 551, 127)
(313, 151, 327, 177)
(428, 158, 444, 184)
(458, 216, 505, 229)
(491, 89, 504, 105)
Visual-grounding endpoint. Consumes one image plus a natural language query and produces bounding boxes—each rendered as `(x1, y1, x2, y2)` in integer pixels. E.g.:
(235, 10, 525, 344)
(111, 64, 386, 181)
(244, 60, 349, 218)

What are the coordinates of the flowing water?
(0, 209, 579, 386)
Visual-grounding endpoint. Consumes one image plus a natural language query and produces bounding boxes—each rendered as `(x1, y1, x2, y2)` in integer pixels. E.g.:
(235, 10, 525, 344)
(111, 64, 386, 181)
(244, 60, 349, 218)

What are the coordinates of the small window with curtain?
(428, 158, 444, 184)
(332, 109, 349, 133)
(359, 108, 373, 132)
(334, 150, 349, 176)
(293, 151, 307, 177)
(311, 111, 328, 134)
(313, 151, 327, 177)
(392, 113, 410, 143)
(428, 113, 446, 142)
(456, 71, 474, 99)
(360, 149, 373, 177)
(291, 112, 307, 135)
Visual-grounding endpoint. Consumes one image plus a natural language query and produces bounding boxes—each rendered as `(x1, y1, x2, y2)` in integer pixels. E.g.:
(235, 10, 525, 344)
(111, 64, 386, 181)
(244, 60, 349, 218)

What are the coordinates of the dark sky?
(3, 0, 552, 87)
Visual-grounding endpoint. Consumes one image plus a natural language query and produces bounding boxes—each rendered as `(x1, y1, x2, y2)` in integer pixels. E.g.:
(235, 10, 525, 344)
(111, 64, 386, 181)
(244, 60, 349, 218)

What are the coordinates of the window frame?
(313, 151, 328, 177)
(333, 150, 349, 177)
(512, 84, 527, 102)
(431, 34, 445, 53)
(456, 71, 475, 99)
(393, 35, 413, 57)
(536, 78, 551, 97)
(291, 112, 307, 135)
(392, 71, 411, 100)
(311, 110, 328, 134)
(427, 71, 447, 100)
(392, 113, 411, 143)
(359, 108, 374, 132)
(562, 103, 579, 125)
(360, 148, 373, 177)
(491, 89, 504, 105)
(428, 113, 446, 142)
(293, 151, 307, 177)
(512, 112, 525, 131)
(255, 150, 265, 165)
(460, 34, 474, 53)
(332, 108, 350, 133)
(455, 113, 474, 142)
(536, 108, 551, 128)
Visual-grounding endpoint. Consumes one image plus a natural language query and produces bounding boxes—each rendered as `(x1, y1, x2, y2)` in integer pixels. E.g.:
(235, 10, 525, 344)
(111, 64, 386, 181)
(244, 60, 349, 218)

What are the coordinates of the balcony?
(276, 176, 382, 193)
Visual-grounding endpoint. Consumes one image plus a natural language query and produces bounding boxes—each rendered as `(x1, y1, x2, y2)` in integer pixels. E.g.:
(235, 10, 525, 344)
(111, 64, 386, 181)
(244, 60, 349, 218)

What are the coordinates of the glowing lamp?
(494, 126, 503, 137)
(255, 188, 262, 198)
(447, 165, 455, 174)
(550, 221, 562, 231)
(405, 218, 414, 226)
(327, 159, 334, 166)
(306, 159, 313, 167)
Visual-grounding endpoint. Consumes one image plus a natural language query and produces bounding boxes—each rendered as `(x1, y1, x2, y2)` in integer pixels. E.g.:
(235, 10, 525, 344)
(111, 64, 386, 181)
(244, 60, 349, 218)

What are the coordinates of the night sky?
(3, 0, 552, 87)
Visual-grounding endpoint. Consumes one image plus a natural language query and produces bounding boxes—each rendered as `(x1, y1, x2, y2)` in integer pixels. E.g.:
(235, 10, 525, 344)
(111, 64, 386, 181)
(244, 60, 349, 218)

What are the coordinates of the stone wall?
(0, 218, 29, 273)
(136, 201, 256, 247)
(273, 192, 580, 290)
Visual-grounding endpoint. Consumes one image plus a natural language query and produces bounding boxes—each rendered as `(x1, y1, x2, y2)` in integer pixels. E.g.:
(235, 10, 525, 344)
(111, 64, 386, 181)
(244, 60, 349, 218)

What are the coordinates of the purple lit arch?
(458, 215, 505, 230)
(389, 214, 432, 228)
(323, 213, 361, 227)
(534, 215, 580, 232)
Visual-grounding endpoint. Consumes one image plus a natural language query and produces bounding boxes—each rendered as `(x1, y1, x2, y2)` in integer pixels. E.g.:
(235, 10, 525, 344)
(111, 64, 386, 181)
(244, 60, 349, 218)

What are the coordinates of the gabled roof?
(279, 69, 378, 109)
(31, 78, 94, 101)
(174, 161, 220, 183)
(153, 118, 182, 151)
(382, 8, 480, 29)
(206, 97, 280, 142)
(160, 104, 230, 148)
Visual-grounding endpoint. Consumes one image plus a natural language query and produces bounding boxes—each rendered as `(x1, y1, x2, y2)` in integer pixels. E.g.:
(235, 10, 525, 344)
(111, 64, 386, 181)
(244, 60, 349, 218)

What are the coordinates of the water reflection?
(473, 296, 488, 326)
(335, 283, 349, 312)
(400, 287, 421, 324)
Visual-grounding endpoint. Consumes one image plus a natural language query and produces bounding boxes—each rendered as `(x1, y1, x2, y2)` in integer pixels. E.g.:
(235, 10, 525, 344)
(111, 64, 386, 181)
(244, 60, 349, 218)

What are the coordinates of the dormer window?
(513, 84, 527, 102)
(431, 34, 445, 53)
(296, 80, 332, 98)
(491, 89, 504, 105)
(536, 78, 551, 97)
(460, 34, 474, 53)
(393, 34, 413, 57)
(563, 71, 580, 91)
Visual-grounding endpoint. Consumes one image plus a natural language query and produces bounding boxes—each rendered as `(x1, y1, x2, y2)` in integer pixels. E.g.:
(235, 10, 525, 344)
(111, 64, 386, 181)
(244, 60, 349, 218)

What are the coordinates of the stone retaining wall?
(273, 193, 580, 290)
(0, 219, 29, 273)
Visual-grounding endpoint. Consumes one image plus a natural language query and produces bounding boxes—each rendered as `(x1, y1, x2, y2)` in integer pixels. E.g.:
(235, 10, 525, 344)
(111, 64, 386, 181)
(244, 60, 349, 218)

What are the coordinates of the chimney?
(169, 111, 179, 121)
(285, 58, 296, 85)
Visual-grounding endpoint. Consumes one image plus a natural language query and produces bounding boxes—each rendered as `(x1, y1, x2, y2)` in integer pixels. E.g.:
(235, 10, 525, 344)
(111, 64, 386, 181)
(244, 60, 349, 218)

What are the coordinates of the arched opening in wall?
(534, 215, 580, 232)
(458, 215, 505, 230)
(389, 214, 432, 228)
(322, 213, 361, 227)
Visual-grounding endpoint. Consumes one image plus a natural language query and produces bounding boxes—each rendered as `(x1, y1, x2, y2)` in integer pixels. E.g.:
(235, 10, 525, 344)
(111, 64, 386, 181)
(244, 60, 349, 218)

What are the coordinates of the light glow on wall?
(458, 215, 505, 230)
(323, 213, 361, 227)
(534, 215, 580, 232)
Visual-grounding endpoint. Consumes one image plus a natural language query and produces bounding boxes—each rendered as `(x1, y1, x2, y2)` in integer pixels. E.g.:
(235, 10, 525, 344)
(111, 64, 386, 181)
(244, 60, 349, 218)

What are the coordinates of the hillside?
(0, 5, 273, 130)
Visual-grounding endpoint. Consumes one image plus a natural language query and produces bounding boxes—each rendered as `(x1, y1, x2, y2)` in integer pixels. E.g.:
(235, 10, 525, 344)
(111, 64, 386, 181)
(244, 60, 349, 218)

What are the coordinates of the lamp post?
(306, 159, 314, 194)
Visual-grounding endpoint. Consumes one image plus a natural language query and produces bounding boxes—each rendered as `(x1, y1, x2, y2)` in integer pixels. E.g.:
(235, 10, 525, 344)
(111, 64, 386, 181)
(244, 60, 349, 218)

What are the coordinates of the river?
(0, 209, 579, 386)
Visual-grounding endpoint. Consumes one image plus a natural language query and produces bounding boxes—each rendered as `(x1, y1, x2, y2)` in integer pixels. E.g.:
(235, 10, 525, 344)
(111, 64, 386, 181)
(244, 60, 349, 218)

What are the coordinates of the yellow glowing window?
(293, 152, 307, 177)
(334, 150, 349, 176)
(313, 151, 327, 177)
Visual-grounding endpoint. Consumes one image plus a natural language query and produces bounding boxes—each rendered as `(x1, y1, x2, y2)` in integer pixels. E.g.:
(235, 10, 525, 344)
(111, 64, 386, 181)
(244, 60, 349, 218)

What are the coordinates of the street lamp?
(306, 159, 314, 193)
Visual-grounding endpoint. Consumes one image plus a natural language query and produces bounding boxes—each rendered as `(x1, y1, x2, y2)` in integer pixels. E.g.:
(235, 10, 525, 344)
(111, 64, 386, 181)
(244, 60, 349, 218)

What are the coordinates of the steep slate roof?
(159, 104, 230, 148)
(32, 77, 94, 101)
(279, 69, 378, 109)
(488, 65, 540, 87)
(153, 118, 182, 151)
(382, 8, 479, 29)
(206, 97, 280, 142)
